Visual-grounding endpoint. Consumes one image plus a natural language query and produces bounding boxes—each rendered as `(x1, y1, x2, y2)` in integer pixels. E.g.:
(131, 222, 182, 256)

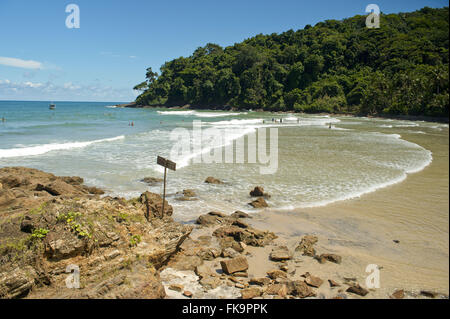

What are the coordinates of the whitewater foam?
(0, 135, 125, 158)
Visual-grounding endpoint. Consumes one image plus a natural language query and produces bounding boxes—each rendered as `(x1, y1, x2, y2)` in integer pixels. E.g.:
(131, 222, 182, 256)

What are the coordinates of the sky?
(0, 0, 447, 102)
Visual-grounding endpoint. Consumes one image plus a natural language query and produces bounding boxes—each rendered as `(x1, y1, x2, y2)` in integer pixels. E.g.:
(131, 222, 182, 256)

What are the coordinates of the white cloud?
(0, 56, 43, 69)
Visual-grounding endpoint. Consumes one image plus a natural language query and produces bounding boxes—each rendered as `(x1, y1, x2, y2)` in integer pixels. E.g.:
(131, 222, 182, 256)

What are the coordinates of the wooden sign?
(157, 156, 176, 171)
(156, 156, 176, 219)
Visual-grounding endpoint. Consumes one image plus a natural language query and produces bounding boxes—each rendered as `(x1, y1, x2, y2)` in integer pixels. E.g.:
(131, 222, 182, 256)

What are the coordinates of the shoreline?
(115, 102, 450, 124)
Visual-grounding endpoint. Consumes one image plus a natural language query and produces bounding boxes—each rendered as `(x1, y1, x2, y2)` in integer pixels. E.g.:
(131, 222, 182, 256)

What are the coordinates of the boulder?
(35, 180, 80, 196)
(328, 279, 340, 287)
(182, 189, 196, 197)
(267, 269, 288, 280)
(232, 219, 249, 229)
(249, 186, 265, 197)
(196, 212, 228, 226)
(241, 287, 261, 299)
(318, 253, 342, 264)
(346, 284, 369, 296)
(220, 256, 249, 275)
(249, 277, 271, 286)
(204, 177, 223, 184)
(213, 225, 276, 247)
(265, 284, 288, 297)
(20, 216, 35, 233)
(249, 197, 268, 208)
(140, 191, 173, 219)
(286, 280, 315, 298)
(269, 246, 292, 261)
(230, 211, 251, 219)
(295, 235, 318, 256)
(303, 273, 323, 288)
(140, 177, 163, 185)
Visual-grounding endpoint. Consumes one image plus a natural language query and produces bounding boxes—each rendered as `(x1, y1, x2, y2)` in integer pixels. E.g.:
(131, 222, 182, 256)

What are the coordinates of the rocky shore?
(0, 168, 447, 299)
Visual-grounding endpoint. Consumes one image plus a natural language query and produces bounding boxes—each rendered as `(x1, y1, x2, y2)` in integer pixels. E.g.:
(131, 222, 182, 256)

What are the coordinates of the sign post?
(156, 156, 176, 218)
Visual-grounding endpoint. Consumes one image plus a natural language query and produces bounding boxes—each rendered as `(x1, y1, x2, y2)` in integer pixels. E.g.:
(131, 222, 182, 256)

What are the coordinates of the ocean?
(0, 100, 445, 222)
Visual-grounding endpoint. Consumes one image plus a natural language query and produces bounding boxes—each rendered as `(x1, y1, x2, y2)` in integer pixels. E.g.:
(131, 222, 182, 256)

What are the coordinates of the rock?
(318, 253, 342, 264)
(182, 189, 196, 197)
(303, 273, 323, 288)
(286, 280, 316, 298)
(0, 267, 36, 298)
(391, 289, 405, 299)
(83, 186, 105, 195)
(220, 256, 249, 275)
(221, 247, 239, 258)
(346, 284, 369, 296)
(35, 180, 80, 196)
(168, 284, 184, 292)
(183, 290, 193, 298)
(199, 276, 221, 289)
(265, 284, 288, 297)
(249, 186, 265, 197)
(328, 279, 340, 287)
(140, 177, 163, 185)
(140, 191, 173, 219)
(0, 189, 16, 208)
(195, 264, 217, 279)
(230, 211, 251, 219)
(249, 277, 271, 286)
(295, 235, 318, 256)
(196, 211, 229, 226)
(249, 197, 268, 208)
(267, 269, 288, 280)
(393, 240, 400, 244)
(241, 287, 261, 299)
(213, 225, 276, 247)
(197, 247, 221, 260)
(204, 177, 223, 184)
(232, 219, 249, 229)
(61, 176, 84, 185)
(420, 290, 438, 298)
(269, 246, 292, 261)
(233, 271, 248, 278)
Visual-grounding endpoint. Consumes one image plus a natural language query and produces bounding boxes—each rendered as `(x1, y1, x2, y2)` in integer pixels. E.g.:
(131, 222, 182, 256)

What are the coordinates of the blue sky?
(0, 0, 447, 102)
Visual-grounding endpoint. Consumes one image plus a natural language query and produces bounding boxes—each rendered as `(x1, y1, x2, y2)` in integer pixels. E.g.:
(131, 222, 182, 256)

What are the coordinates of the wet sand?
(249, 129, 449, 297)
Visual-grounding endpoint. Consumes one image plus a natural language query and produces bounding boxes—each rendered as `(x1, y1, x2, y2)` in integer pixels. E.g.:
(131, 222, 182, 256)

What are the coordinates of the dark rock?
(20, 216, 35, 233)
(286, 280, 316, 298)
(204, 177, 223, 184)
(318, 253, 342, 264)
(303, 272, 323, 288)
(249, 186, 265, 197)
(328, 279, 340, 287)
(248, 197, 268, 208)
(346, 284, 369, 296)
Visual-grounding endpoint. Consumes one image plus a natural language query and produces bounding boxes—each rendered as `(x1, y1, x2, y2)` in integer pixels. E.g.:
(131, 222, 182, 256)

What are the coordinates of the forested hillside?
(134, 7, 449, 117)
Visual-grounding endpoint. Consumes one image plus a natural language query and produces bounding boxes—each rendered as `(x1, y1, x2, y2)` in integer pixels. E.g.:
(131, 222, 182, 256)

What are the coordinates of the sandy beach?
(247, 129, 449, 296)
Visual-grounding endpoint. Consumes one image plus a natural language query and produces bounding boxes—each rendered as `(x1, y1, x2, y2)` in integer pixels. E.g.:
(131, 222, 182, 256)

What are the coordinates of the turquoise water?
(0, 100, 443, 222)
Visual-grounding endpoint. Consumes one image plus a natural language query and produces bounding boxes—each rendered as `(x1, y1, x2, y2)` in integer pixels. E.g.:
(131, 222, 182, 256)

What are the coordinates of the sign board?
(157, 156, 176, 171)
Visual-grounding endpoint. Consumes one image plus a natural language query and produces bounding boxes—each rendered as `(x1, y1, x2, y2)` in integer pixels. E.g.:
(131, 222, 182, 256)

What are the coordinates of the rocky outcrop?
(249, 186, 270, 198)
(140, 191, 173, 220)
(213, 225, 277, 247)
(0, 167, 191, 299)
(204, 177, 223, 184)
(249, 197, 268, 208)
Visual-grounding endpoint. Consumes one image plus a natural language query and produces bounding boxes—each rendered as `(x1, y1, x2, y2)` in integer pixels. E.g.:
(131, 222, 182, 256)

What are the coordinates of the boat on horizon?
(49, 103, 55, 110)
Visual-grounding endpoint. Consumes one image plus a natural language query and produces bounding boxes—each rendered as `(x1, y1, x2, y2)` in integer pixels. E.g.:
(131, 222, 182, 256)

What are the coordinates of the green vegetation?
(129, 234, 141, 247)
(31, 228, 49, 239)
(135, 7, 449, 117)
(58, 211, 92, 239)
